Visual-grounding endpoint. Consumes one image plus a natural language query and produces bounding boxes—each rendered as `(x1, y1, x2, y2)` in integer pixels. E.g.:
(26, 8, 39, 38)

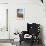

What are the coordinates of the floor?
(19, 41, 43, 46)
(0, 43, 13, 46)
(0, 42, 43, 46)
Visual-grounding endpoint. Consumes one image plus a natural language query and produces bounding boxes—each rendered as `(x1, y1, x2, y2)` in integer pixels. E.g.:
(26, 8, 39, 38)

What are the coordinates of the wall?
(0, 0, 8, 3)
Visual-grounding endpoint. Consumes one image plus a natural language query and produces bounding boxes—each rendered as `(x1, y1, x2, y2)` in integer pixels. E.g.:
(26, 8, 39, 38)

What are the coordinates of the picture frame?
(17, 8, 25, 19)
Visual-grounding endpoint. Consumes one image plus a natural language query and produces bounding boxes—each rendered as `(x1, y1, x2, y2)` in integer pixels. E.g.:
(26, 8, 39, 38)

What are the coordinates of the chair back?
(27, 23, 40, 36)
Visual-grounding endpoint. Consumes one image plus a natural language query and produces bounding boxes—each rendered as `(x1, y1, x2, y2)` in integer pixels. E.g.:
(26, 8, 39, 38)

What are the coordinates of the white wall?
(0, 0, 8, 3)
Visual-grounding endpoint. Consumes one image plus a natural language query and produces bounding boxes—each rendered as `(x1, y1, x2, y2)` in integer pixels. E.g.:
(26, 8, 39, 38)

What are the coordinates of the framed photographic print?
(17, 8, 25, 19)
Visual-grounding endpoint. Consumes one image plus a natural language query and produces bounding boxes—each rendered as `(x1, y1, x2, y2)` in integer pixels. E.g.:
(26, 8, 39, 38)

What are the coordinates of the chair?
(19, 23, 40, 46)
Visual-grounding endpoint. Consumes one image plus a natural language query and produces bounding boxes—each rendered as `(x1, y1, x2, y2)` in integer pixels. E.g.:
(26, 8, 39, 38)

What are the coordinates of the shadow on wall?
(40, 25, 45, 46)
